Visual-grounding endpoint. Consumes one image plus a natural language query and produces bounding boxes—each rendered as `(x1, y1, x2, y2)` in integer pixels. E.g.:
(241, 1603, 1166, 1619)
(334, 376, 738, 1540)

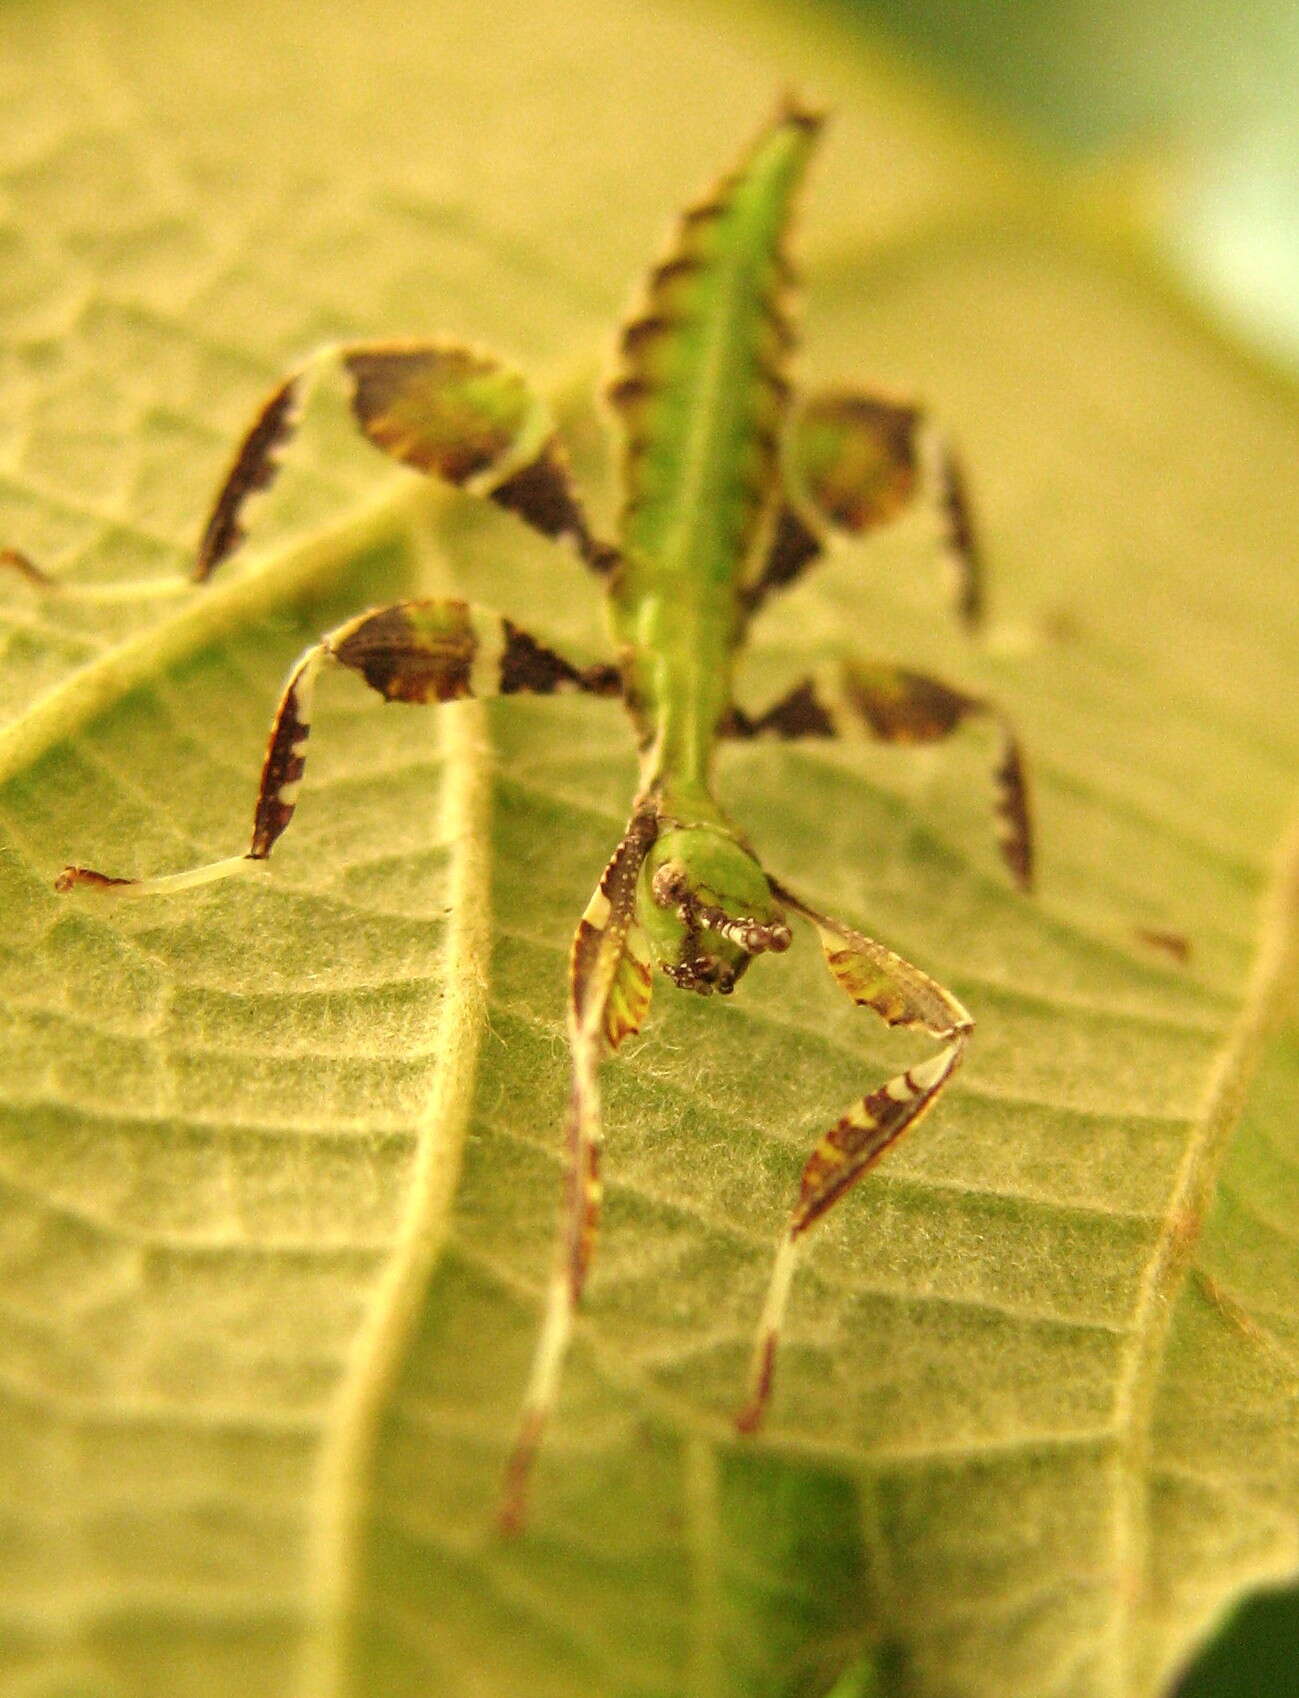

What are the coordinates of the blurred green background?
(821, 1, 1299, 1692)
(833, 0, 1299, 378)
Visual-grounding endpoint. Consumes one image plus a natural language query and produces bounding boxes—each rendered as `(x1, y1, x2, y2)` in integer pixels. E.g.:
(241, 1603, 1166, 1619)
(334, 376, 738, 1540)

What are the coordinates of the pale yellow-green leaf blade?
(1, 2, 1297, 1697)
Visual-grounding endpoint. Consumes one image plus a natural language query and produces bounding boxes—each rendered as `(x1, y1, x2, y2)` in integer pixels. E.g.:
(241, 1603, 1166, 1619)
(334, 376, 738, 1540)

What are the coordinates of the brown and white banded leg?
(499, 811, 658, 1535)
(736, 881, 973, 1433)
(56, 598, 621, 896)
(728, 661, 1033, 890)
(745, 388, 984, 629)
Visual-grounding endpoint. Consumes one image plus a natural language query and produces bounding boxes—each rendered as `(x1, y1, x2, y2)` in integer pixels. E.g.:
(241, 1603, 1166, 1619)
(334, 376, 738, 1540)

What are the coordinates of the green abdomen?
(607, 107, 821, 781)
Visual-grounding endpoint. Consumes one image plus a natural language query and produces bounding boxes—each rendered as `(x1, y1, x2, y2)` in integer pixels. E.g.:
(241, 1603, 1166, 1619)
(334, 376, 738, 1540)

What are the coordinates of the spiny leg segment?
(737, 880, 973, 1433)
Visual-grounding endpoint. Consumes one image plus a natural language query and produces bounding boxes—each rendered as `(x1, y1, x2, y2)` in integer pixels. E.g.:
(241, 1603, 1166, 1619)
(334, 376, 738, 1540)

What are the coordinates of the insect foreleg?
(728, 661, 1033, 890)
(746, 389, 983, 629)
(499, 813, 657, 1535)
(56, 599, 620, 897)
(736, 881, 973, 1434)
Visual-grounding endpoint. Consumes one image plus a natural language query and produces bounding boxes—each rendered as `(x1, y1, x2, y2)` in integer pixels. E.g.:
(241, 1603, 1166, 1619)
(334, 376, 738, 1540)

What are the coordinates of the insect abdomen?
(608, 102, 821, 772)
(611, 106, 818, 591)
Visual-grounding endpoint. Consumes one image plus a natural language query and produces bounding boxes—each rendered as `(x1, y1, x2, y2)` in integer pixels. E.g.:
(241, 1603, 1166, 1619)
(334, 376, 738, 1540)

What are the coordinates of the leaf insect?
(34, 99, 1033, 1531)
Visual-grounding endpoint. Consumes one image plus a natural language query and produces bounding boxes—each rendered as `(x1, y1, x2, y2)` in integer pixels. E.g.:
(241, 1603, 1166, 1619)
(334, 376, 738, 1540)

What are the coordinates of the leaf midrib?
(1107, 805, 1299, 1696)
(296, 699, 493, 1698)
(0, 470, 443, 793)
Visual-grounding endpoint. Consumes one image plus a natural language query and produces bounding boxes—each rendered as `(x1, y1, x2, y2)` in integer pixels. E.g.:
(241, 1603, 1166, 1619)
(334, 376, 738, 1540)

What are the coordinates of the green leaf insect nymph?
(35, 98, 1033, 1533)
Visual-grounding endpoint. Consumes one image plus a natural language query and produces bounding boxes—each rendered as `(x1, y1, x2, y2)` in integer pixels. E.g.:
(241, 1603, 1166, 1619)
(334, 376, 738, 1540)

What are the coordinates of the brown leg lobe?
(728, 663, 1034, 891)
(735, 884, 972, 1434)
(760, 387, 985, 630)
(194, 377, 301, 581)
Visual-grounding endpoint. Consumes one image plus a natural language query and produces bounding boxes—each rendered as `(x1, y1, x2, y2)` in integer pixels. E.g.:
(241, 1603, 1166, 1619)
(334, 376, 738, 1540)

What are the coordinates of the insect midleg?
(499, 813, 657, 1535)
(736, 880, 973, 1434)
(727, 661, 1033, 890)
(56, 598, 620, 897)
(746, 388, 983, 629)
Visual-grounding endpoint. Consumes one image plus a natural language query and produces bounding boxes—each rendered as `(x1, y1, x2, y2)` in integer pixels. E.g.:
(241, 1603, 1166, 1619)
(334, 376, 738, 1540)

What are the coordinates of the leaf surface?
(1, 3, 1297, 1696)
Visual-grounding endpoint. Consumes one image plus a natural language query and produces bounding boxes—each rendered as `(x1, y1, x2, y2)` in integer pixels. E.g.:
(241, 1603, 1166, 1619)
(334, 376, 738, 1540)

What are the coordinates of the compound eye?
(650, 860, 691, 906)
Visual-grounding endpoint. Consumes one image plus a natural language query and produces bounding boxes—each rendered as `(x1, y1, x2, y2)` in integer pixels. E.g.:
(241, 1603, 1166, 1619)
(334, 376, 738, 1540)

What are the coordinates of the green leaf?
(2, 3, 1297, 1696)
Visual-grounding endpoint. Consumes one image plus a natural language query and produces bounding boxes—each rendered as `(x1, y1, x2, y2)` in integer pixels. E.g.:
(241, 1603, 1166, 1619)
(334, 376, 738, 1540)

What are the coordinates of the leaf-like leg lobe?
(729, 662, 1033, 890)
(192, 341, 619, 582)
(749, 388, 984, 629)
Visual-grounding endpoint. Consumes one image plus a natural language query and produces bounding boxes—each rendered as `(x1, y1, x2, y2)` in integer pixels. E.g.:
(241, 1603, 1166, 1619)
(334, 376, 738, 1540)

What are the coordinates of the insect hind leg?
(56, 599, 620, 898)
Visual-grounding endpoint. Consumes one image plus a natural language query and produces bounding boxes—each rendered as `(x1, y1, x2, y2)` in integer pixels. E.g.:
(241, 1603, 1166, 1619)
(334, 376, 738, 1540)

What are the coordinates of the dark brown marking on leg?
(735, 1331, 777, 1435)
(743, 505, 823, 612)
(250, 677, 313, 859)
(498, 1406, 546, 1539)
(992, 728, 1034, 891)
(1135, 927, 1192, 964)
(54, 866, 138, 893)
(936, 444, 983, 629)
(499, 622, 622, 699)
(330, 603, 476, 703)
(194, 377, 301, 582)
(490, 441, 620, 574)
